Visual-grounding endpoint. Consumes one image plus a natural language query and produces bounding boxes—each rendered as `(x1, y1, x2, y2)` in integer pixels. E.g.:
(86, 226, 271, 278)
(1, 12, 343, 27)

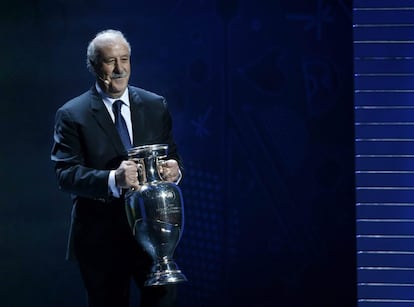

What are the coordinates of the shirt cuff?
(108, 170, 121, 198)
(175, 169, 182, 185)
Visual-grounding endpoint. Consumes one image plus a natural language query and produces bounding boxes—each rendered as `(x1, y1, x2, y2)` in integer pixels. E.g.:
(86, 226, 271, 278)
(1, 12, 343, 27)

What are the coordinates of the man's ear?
(90, 59, 97, 71)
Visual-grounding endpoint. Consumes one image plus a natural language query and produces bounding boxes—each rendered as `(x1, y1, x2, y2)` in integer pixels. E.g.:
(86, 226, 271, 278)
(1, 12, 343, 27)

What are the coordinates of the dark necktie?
(112, 100, 132, 149)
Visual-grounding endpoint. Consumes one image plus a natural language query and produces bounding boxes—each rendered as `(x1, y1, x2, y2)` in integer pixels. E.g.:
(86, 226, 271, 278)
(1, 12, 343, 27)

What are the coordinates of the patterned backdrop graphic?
(0, 0, 355, 306)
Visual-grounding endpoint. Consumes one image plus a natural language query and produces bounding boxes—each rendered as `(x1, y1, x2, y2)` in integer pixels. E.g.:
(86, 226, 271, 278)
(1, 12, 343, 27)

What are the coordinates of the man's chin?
(108, 82, 128, 97)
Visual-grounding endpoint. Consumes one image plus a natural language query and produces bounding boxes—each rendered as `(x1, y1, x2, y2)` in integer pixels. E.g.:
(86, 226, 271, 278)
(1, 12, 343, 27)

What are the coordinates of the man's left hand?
(158, 159, 181, 183)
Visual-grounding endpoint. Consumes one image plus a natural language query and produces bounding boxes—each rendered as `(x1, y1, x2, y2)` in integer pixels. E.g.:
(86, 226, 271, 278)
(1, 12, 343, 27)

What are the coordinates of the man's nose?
(113, 60, 122, 72)
(113, 59, 125, 73)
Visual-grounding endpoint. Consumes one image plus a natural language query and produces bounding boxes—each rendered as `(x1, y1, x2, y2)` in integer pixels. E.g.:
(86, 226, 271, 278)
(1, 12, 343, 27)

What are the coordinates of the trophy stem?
(145, 257, 188, 286)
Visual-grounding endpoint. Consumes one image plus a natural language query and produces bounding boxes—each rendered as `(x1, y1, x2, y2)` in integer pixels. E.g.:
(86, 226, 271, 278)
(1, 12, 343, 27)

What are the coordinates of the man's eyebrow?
(103, 54, 130, 60)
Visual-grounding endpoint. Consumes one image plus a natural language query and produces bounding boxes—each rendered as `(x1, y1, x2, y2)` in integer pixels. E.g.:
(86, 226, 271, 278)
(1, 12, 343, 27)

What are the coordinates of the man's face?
(95, 38, 131, 98)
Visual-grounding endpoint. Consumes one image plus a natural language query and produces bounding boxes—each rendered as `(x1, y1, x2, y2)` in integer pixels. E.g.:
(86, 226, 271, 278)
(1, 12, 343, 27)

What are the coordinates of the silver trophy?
(125, 144, 187, 286)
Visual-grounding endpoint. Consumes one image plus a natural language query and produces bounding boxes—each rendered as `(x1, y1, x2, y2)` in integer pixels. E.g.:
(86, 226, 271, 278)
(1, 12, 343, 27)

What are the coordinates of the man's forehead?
(95, 35, 126, 48)
(95, 40, 130, 58)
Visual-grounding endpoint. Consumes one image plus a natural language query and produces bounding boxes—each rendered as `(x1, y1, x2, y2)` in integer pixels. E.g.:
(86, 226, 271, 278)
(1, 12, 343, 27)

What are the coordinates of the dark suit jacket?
(51, 85, 182, 260)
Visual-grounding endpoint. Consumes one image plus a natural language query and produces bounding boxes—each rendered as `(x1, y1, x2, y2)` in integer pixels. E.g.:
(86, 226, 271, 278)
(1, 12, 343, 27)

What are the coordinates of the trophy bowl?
(125, 144, 187, 286)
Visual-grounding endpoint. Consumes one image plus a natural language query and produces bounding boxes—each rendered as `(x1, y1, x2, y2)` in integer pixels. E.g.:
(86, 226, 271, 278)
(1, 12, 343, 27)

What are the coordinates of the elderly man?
(51, 29, 182, 307)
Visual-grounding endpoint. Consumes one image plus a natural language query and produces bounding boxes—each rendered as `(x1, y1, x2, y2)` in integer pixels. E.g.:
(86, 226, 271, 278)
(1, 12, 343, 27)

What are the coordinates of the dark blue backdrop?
(0, 0, 355, 306)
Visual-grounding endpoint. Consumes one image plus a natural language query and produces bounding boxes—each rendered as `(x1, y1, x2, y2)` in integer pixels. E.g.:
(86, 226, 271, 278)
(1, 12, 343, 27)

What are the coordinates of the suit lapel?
(89, 88, 127, 156)
(129, 87, 145, 146)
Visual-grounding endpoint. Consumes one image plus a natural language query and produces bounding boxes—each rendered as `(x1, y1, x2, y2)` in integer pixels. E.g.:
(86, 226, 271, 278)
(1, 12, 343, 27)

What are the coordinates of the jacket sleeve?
(161, 99, 184, 175)
(51, 107, 111, 200)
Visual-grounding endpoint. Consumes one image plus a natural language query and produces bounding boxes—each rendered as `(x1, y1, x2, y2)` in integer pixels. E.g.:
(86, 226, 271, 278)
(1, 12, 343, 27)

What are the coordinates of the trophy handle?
(127, 157, 145, 184)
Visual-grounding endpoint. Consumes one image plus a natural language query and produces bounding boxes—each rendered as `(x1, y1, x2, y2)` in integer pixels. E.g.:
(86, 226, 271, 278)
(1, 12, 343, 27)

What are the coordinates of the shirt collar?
(95, 83, 130, 107)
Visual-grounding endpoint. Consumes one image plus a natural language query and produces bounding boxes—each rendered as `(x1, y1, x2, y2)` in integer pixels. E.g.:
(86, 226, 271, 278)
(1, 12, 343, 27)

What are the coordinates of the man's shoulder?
(128, 85, 164, 103)
(59, 89, 94, 111)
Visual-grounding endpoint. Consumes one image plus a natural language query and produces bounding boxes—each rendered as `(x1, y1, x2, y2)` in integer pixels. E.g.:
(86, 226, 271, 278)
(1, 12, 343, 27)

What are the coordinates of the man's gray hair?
(86, 29, 131, 74)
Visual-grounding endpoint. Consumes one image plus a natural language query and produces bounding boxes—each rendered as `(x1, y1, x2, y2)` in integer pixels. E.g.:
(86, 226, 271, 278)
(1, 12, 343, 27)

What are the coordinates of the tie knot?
(112, 100, 123, 113)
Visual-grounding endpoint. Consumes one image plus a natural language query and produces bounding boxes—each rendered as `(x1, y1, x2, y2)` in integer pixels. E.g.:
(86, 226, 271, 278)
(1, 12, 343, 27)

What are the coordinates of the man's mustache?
(111, 72, 128, 79)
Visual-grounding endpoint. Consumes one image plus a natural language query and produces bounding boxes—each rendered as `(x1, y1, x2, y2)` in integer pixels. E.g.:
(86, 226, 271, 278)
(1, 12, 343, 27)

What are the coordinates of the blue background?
(0, 0, 355, 306)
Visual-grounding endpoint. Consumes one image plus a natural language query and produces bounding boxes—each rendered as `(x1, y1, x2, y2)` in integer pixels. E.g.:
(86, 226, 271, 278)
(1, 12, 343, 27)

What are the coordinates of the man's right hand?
(115, 160, 140, 190)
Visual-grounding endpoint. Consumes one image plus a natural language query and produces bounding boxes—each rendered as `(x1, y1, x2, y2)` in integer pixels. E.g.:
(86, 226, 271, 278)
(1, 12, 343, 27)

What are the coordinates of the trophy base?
(145, 259, 188, 286)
